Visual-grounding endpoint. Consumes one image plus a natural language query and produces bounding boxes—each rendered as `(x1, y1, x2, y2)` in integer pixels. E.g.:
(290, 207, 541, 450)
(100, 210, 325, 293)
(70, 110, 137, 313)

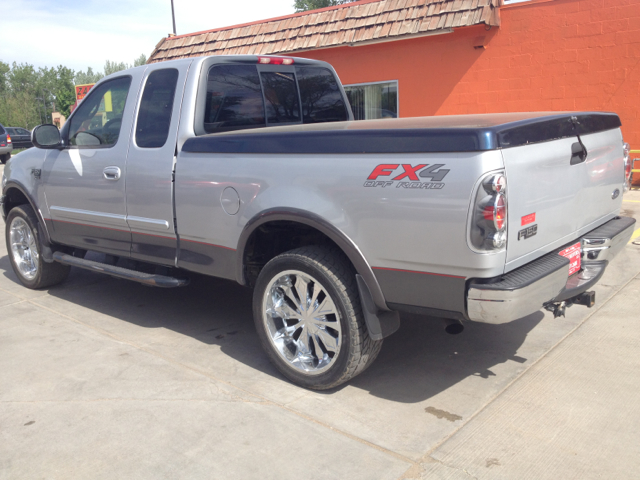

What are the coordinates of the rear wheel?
(253, 246, 382, 390)
(0, 153, 9, 164)
(6, 205, 70, 289)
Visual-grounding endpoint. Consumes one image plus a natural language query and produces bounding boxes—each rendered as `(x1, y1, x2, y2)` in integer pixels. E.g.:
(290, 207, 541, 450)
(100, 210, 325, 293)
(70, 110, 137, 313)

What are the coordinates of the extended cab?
(1, 55, 636, 389)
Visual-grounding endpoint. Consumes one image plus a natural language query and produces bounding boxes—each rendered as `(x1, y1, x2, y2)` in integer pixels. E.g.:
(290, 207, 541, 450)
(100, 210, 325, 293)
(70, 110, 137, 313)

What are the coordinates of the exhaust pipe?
(444, 319, 464, 335)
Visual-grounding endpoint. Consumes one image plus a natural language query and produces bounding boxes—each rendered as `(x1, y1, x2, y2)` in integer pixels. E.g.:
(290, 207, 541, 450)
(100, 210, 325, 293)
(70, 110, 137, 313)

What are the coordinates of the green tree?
(53, 66, 76, 118)
(104, 60, 129, 76)
(6, 62, 41, 128)
(0, 61, 9, 96)
(133, 54, 147, 67)
(294, 0, 356, 12)
(75, 67, 103, 85)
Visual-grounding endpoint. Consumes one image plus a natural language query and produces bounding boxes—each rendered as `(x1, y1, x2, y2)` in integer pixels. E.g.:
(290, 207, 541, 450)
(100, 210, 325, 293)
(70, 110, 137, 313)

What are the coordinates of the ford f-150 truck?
(1, 55, 636, 389)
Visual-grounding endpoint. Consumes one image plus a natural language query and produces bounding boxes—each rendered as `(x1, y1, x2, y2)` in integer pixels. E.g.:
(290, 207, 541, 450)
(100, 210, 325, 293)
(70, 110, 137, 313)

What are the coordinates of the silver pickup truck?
(1, 55, 636, 389)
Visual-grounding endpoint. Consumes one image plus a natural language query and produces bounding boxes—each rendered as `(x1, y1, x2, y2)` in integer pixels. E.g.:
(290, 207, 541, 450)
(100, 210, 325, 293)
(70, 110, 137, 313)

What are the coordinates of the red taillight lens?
(623, 142, 632, 192)
(6, 135, 11, 143)
(483, 205, 494, 221)
(258, 56, 294, 65)
(495, 194, 506, 230)
(483, 194, 506, 231)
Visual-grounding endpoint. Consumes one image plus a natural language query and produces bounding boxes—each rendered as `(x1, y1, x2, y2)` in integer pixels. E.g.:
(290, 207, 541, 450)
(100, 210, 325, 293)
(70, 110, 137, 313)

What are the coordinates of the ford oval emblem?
(612, 188, 620, 200)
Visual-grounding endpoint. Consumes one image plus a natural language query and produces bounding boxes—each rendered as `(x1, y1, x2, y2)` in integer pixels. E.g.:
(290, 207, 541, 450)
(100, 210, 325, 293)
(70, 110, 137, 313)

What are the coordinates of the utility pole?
(35, 99, 44, 124)
(36, 96, 47, 124)
(171, 0, 177, 35)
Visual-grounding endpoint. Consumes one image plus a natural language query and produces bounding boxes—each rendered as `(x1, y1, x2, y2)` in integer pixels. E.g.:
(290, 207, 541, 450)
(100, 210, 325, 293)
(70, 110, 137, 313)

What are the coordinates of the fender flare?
(3, 180, 54, 250)
(236, 207, 389, 312)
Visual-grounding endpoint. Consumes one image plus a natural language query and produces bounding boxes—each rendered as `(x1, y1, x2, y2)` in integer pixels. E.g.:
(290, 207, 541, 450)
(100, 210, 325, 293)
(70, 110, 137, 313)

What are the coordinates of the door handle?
(103, 166, 121, 181)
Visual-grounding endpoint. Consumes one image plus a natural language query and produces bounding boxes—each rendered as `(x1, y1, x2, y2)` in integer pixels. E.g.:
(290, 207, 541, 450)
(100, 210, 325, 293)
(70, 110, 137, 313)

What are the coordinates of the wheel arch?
(236, 207, 389, 312)
(2, 181, 52, 246)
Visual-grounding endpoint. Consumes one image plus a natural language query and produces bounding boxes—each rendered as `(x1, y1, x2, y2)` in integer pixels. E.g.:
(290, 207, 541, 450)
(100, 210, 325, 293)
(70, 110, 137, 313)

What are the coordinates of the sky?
(0, 0, 298, 73)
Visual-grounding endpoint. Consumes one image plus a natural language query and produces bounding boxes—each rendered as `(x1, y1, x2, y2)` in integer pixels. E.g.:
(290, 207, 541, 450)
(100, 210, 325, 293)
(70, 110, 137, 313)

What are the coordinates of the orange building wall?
(298, 0, 640, 150)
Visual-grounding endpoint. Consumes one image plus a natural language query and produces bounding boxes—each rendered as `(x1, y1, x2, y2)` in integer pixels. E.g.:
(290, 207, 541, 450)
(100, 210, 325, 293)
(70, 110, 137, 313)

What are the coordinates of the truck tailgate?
(502, 127, 624, 270)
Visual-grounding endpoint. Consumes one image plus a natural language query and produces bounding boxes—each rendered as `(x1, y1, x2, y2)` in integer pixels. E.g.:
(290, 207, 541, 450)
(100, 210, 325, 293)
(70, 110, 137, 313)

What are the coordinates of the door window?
(67, 76, 131, 147)
(204, 65, 265, 133)
(296, 67, 348, 123)
(136, 69, 179, 148)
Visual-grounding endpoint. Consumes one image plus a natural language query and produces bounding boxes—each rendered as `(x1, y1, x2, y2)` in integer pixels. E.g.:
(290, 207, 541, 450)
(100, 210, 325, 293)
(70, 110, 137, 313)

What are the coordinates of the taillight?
(258, 56, 294, 65)
(623, 142, 632, 192)
(483, 194, 506, 230)
(6, 135, 11, 144)
(469, 171, 508, 251)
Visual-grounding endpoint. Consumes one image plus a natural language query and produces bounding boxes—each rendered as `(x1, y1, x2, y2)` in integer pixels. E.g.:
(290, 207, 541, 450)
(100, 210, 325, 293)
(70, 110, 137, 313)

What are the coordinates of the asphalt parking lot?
(2, 160, 640, 479)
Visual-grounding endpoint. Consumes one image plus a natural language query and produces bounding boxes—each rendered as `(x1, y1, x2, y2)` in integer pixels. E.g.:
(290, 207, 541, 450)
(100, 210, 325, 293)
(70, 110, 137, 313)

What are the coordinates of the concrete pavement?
(1, 161, 640, 479)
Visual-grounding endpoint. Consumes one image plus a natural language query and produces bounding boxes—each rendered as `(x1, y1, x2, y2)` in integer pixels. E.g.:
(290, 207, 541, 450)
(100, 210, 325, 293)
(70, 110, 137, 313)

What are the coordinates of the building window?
(344, 81, 398, 120)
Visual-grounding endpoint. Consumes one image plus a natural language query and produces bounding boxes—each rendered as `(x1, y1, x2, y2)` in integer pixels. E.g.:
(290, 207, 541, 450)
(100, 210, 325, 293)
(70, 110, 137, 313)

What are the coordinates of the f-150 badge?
(363, 164, 449, 189)
(518, 224, 538, 240)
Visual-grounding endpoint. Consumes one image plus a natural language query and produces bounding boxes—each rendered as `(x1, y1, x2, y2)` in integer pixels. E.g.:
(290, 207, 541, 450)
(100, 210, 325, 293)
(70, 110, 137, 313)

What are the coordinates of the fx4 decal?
(364, 164, 450, 189)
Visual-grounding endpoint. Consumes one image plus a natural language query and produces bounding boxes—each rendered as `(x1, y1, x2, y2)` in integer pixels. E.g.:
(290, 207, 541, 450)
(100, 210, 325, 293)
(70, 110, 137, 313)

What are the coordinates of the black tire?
(0, 153, 8, 164)
(5, 205, 70, 289)
(253, 246, 382, 390)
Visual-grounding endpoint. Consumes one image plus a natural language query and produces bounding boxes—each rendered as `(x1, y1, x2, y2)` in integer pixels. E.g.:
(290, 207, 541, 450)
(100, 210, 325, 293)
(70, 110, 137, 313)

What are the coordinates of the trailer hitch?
(544, 291, 596, 318)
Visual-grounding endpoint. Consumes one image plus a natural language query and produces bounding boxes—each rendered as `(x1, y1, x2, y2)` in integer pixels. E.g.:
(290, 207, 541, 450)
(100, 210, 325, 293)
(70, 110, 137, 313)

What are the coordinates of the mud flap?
(356, 274, 400, 340)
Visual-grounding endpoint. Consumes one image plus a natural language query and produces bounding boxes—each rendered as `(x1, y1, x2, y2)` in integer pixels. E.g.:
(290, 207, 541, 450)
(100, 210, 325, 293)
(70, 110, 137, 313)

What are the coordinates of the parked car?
(0, 124, 13, 164)
(1, 56, 636, 389)
(4, 127, 33, 149)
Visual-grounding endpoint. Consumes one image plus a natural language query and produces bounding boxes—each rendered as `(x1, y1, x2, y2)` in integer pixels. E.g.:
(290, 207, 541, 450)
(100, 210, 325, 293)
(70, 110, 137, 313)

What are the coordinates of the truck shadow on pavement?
(1, 253, 543, 404)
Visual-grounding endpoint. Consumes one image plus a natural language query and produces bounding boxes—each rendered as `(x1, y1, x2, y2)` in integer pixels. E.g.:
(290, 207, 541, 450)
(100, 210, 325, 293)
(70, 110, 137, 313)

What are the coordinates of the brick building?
(149, 0, 640, 152)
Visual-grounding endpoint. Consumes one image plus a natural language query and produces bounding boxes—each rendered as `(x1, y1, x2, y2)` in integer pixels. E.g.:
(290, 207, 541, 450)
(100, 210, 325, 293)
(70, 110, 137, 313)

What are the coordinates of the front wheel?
(253, 246, 382, 390)
(6, 205, 70, 289)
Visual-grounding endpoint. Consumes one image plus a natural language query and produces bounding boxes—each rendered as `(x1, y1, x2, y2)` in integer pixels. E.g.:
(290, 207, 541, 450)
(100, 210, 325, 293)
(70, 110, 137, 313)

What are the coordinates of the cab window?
(296, 67, 348, 123)
(67, 76, 131, 147)
(260, 72, 300, 124)
(204, 65, 265, 134)
(201, 63, 348, 134)
(136, 69, 179, 148)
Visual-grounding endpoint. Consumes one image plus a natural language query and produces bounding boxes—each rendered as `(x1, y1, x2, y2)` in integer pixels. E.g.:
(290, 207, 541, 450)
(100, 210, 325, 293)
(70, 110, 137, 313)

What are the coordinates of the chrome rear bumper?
(467, 216, 636, 324)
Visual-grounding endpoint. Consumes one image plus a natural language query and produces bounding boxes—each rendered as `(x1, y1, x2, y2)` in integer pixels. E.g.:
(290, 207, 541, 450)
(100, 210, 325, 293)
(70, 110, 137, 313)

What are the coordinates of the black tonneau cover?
(182, 112, 621, 154)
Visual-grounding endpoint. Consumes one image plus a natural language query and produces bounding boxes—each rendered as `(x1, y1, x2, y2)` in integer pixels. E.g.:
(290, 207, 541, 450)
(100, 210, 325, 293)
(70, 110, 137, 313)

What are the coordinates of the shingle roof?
(148, 0, 502, 63)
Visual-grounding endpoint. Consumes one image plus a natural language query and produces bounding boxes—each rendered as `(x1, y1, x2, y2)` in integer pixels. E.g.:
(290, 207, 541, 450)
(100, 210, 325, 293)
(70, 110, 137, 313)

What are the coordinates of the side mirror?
(32, 124, 62, 149)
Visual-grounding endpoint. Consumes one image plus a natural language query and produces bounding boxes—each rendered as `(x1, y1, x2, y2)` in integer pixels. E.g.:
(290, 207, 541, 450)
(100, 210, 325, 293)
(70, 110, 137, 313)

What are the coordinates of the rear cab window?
(199, 60, 349, 135)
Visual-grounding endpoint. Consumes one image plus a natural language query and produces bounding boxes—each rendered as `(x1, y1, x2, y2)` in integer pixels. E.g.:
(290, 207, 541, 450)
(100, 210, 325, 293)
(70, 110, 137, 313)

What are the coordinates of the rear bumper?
(0, 144, 12, 154)
(467, 216, 636, 324)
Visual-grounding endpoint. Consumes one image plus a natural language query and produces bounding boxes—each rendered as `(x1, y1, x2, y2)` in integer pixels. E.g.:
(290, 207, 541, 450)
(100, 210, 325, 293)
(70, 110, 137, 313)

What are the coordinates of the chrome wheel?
(9, 217, 39, 281)
(262, 270, 342, 375)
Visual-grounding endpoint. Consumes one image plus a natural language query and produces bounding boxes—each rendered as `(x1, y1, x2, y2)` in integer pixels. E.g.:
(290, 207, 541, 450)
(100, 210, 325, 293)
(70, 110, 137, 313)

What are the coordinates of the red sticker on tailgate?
(521, 213, 536, 226)
(559, 242, 582, 276)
